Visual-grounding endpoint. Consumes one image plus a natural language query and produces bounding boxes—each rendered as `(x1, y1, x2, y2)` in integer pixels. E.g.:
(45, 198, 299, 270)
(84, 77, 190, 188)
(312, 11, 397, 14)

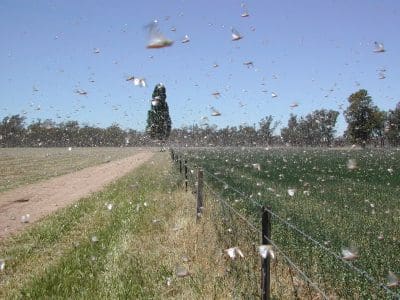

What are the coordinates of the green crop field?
(174, 147, 400, 298)
(0, 147, 146, 192)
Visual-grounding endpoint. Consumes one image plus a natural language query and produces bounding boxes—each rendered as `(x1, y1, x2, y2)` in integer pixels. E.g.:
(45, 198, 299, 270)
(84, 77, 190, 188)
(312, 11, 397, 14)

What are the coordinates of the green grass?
(0, 153, 169, 298)
(0, 147, 146, 192)
(0, 153, 253, 299)
(175, 147, 400, 299)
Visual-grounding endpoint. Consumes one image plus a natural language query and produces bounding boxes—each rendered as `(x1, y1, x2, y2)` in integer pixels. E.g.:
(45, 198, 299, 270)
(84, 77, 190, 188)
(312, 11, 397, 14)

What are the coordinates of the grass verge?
(0, 152, 261, 299)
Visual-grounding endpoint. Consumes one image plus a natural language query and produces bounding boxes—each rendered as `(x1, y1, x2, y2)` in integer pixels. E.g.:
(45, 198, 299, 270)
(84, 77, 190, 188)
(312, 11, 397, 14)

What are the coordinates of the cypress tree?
(146, 83, 172, 140)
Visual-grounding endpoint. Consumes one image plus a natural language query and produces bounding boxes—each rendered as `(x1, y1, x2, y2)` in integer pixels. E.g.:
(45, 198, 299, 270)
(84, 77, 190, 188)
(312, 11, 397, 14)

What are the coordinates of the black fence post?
(179, 158, 182, 174)
(261, 206, 272, 300)
(196, 169, 204, 221)
(184, 160, 188, 192)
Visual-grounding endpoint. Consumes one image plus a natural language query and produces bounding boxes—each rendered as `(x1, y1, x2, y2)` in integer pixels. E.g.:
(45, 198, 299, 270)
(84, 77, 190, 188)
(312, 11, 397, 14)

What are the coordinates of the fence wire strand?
(201, 167, 398, 297)
(204, 181, 330, 299)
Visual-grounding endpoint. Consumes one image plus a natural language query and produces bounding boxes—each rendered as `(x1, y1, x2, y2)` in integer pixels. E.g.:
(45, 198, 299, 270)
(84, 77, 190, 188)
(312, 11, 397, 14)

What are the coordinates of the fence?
(170, 149, 400, 300)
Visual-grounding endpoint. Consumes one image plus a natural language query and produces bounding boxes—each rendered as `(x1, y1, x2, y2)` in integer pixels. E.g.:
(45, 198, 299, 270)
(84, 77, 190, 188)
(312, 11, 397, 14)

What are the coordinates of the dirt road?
(0, 151, 154, 239)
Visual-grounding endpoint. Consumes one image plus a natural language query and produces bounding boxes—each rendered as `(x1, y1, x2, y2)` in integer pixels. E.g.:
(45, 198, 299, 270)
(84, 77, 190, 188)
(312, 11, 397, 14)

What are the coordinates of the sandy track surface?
(0, 151, 154, 240)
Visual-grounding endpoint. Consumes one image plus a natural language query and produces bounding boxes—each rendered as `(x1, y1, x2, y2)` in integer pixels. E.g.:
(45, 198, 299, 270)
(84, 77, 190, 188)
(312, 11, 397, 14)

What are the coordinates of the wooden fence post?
(261, 206, 272, 300)
(196, 169, 204, 221)
(184, 160, 188, 192)
(179, 158, 182, 174)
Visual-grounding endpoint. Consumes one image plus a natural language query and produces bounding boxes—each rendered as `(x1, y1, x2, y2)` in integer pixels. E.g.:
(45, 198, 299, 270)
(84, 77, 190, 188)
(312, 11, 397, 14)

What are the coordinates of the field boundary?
(171, 149, 399, 299)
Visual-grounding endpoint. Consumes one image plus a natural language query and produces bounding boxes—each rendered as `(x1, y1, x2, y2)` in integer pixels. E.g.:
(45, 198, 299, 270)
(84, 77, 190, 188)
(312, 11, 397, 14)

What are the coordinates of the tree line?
(1, 89, 399, 148)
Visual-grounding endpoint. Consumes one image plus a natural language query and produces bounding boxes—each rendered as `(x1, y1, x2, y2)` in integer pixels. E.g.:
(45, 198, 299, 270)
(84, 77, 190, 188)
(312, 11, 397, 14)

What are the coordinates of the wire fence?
(171, 149, 400, 299)
(204, 180, 330, 299)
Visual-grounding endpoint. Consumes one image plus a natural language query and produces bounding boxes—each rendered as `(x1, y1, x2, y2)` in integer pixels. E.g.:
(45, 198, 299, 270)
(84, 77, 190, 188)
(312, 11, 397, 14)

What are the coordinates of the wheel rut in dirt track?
(0, 151, 155, 240)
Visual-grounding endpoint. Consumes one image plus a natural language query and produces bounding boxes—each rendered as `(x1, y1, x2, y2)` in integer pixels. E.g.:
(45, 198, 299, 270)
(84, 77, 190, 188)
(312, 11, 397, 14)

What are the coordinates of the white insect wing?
(150, 36, 164, 45)
(176, 265, 190, 277)
(342, 249, 352, 257)
(235, 247, 244, 258)
(241, 3, 249, 17)
(347, 159, 357, 170)
(0, 259, 5, 271)
(166, 277, 172, 286)
(211, 107, 221, 116)
(231, 28, 243, 41)
(373, 41, 385, 53)
(182, 35, 190, 43)
(341, 247, 358, 260)
(225, 247, 244, 259)
(133, 78, 145, 87)
(258, 245, 274, 259)
(287, 188, 296, 197)
(225, 247, 236, 259)
(258, 245, 268, 258)
(387, 271, 399, 287)
(21, 214, 30, 223)
(146, 21, 173, 48)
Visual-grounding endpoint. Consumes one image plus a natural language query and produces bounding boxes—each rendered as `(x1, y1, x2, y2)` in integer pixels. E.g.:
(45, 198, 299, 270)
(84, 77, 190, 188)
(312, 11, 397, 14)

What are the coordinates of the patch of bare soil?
(0, 151, 155, 240)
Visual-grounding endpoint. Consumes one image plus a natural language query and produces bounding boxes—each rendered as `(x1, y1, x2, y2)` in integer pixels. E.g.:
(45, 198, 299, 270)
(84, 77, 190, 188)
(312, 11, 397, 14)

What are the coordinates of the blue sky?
(1, 0, 399, 135)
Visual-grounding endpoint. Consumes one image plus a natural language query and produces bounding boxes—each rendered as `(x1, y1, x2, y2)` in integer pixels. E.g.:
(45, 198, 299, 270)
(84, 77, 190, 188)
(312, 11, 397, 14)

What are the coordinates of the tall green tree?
(304, 109, 339, 146)
(0, 115, 26, 147)
(146, 83, 172, 140)
(103, 124, 125, 146)
(281, 114, 299, 145)
(344, 89, 381, 148)
(258, 115, 279, 145)
(372, 109, 386, 147)
(280, 110, 339, 147)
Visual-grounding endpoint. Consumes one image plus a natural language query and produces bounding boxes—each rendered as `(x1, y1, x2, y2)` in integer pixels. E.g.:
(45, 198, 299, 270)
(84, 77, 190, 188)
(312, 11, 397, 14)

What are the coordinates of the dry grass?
(0, 147, 147, 192)
(123, 178, 235, 299)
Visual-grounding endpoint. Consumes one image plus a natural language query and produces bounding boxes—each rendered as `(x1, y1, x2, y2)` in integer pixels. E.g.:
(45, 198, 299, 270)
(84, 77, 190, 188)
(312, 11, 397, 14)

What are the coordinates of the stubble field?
(0, 147, 147, 193)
